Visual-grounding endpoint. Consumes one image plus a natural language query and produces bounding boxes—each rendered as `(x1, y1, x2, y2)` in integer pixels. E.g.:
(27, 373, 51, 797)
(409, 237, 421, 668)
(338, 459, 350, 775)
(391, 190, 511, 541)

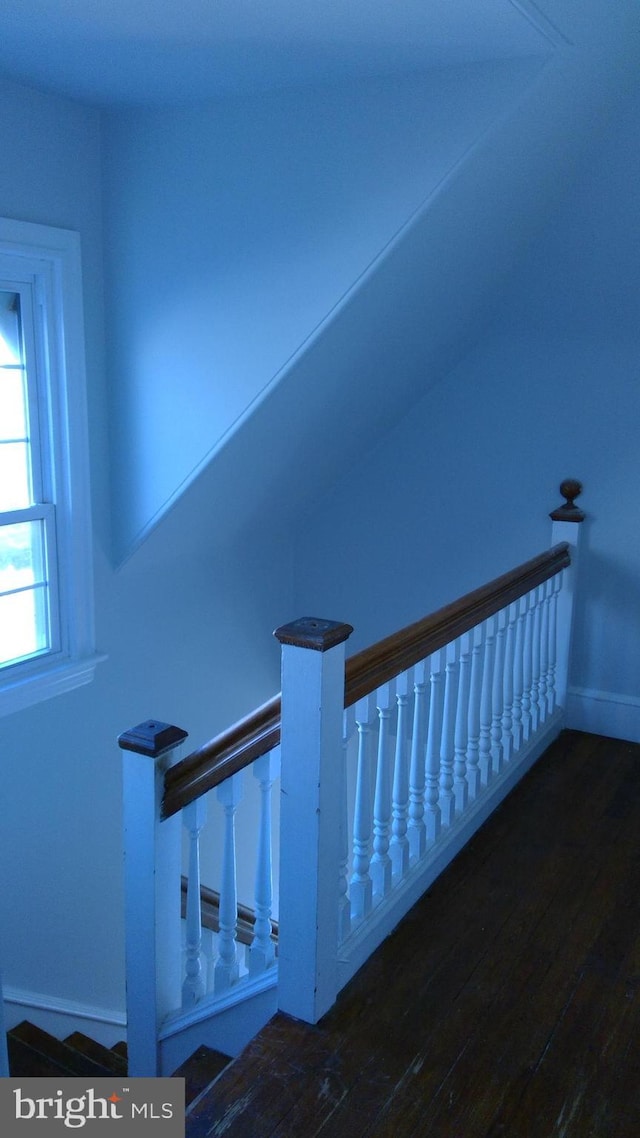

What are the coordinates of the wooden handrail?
(344, 542, 570, 707)
(163, 694, 280, 818)
(162, 542, 570, 818)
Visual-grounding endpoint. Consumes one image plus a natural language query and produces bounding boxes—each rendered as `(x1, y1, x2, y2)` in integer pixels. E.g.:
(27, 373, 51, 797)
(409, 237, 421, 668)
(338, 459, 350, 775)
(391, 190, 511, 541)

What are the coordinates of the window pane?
(0, 441, 31, 508)
(0, 520, 49, 666)
(0, 366, 28, 440)
(0, 290, 21, 365)
(0, 587, 49, 666)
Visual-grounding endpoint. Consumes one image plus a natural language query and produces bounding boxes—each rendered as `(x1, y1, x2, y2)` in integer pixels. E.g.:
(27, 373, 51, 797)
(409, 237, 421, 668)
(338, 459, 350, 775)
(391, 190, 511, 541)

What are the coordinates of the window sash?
(0, 504, 60, 670)
(0, 217, 102, 716)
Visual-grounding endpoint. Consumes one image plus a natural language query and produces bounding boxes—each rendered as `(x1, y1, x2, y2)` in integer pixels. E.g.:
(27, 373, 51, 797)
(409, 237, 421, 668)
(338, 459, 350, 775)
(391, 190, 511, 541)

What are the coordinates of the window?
(0, 218, 102, 716)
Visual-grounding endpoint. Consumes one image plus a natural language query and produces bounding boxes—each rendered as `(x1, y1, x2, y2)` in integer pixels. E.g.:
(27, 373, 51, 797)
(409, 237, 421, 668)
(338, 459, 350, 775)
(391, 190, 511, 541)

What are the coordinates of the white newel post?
(274, 617, 353, 1025)
(549, 480, 585, 712)
(118, 720, 188, 1077)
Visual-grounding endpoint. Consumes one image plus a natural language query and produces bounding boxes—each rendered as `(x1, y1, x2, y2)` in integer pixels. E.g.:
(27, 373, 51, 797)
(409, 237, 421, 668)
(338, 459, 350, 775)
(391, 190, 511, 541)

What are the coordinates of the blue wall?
(0, 77, 293, 1031)
(293, 76, 640, 738)
(102, 61, 544, 562)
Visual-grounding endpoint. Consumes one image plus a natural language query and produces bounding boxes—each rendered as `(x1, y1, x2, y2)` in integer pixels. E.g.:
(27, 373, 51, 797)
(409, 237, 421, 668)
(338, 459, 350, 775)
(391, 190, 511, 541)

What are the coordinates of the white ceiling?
(0, 0, 561, 108)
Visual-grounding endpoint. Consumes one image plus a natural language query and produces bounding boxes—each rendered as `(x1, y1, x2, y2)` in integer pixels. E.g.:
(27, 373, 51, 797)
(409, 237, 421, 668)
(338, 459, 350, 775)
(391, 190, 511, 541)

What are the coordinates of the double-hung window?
(0, 218, 101, 716)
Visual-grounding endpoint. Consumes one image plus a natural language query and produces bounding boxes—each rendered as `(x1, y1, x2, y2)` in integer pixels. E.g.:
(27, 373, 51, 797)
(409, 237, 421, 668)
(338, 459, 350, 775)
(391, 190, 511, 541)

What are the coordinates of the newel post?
(118, 719, 188, 1076)
(274, 617, 353, 1025)
(550, 479, 585, 711)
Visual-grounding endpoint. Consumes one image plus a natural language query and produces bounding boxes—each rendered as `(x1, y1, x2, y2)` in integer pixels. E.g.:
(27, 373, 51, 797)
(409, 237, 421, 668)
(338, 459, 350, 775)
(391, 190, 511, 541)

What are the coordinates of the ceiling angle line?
(507, 0, 574, 48)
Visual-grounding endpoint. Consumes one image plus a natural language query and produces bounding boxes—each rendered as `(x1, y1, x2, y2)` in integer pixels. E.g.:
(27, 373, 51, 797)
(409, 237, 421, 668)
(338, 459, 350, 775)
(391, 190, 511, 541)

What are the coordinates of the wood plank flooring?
(187, 731, 640, 1137)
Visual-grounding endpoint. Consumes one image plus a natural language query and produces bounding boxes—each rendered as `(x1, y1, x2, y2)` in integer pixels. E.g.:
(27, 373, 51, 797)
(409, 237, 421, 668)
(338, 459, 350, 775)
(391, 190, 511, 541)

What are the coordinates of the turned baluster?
(546, 573, 561, 715)
(466, 623, 484, 799)
(338, 709, 354, 942)
(425, 650, 444, 843)
(501, 602, 517, 763)
(490, 610, 506, 775)
(371, 682, 394, 898)
(182, 798, 207, 1007)
(408, 660, 428, 859)
(214, 772, 243, 993)
(439, 641, 458, 827)
(249, 750, 279, 977)
(521, 593, 534, 742)
(479, 616, 496, 786)
(538, 580, 550, 723)
(529, 587, 542, 735)
(390, 670, 411, 879)
(350, 694, 376, 921)
(454, 632, 471, 813)
(512, 598, 526, 752)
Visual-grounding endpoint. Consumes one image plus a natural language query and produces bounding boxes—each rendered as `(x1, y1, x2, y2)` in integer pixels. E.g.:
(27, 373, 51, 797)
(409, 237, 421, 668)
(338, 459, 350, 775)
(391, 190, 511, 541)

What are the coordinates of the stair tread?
(64, 1031, 128, 1075)
(8, 1021, 116, 1077)
(8, 1034, 78, 1078)
(174, 1044, 232, 1109)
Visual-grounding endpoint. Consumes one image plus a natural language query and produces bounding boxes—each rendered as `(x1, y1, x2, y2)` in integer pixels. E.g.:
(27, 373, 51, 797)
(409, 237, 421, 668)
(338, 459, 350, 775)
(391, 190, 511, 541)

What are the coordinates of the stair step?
(63, 1032, 128, 1076)
(8, 1021, 117, 1078)
(111, 1040, 128, 1060)
(173, 1044, 233, 1110)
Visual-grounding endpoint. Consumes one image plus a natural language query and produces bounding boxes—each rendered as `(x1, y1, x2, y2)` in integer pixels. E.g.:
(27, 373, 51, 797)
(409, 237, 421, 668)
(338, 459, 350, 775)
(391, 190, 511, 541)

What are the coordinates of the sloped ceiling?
(2, 1, 637, 565)
(0, 0, 557, 106)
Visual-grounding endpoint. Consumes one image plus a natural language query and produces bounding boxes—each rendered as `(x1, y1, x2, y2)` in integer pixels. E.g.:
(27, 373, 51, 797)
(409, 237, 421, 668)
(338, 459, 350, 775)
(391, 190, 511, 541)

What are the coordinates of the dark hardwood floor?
(187, 730, 640, 1137)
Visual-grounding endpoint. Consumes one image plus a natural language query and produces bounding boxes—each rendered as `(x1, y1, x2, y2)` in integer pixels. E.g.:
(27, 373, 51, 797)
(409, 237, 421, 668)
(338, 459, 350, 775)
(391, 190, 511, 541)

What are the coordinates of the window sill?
(0, 653, 108, 718)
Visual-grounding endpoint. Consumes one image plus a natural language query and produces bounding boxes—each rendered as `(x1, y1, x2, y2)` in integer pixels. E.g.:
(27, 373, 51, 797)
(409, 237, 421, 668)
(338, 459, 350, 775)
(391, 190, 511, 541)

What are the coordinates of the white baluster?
(350, 694, 376, 921)
(214, 772, 243, 994)
(521, 594, 534, 742)
(371, 683, 393, 898)
(466, 624, 484, 799)
(538, 581, 550, 724)
(454, 633, 471, 814)
(530, 587, 542, 735)
(390, 670, 411, 880)
(338, 709, 354, 942)
(425, 650, 444, 843)
(546, 573, 561, 715)
(491, 610, 506, 775)
(249, 750, 279, 977)
(182, 798, 207, 1008)
(512, 599, 525, 752)
(439, 641, 458, 827)
(502, 603, 517, 764)
(479, 616, 496, 786)
(408, 660, 428, 860)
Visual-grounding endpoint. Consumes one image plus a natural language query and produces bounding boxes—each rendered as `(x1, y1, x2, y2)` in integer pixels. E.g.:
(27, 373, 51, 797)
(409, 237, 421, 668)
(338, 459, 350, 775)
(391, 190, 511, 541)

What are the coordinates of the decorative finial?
(550, 480, 585, 523)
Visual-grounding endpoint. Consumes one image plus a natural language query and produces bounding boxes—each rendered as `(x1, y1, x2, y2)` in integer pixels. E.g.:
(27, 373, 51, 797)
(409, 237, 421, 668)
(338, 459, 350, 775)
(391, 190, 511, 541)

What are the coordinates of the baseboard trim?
(567, 686, 640, 744)
(3, 986, 126, 1048)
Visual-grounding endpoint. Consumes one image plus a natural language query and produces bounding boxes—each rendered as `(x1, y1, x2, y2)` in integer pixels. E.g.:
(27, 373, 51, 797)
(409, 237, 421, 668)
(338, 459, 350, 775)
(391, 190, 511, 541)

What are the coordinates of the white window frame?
(0, 217, 103, 716)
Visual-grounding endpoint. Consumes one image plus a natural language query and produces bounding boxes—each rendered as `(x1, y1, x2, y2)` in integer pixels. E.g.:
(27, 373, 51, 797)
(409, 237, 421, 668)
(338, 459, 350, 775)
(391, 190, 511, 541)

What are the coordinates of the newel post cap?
(118, 719, 189, 757)
(549, 479, 585, 523)
(274, 617, 354, 651)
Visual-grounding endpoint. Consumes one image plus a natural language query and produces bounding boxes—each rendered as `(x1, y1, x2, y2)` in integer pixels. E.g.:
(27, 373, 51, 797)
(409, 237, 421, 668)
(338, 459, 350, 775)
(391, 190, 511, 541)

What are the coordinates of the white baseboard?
(3, 986, 126, 1048)
(567, 686, 640, 744)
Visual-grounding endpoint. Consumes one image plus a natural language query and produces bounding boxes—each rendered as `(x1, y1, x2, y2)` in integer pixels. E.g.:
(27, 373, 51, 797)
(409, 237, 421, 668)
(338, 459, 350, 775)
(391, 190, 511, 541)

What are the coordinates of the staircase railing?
(118, 481, 584, 1075)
